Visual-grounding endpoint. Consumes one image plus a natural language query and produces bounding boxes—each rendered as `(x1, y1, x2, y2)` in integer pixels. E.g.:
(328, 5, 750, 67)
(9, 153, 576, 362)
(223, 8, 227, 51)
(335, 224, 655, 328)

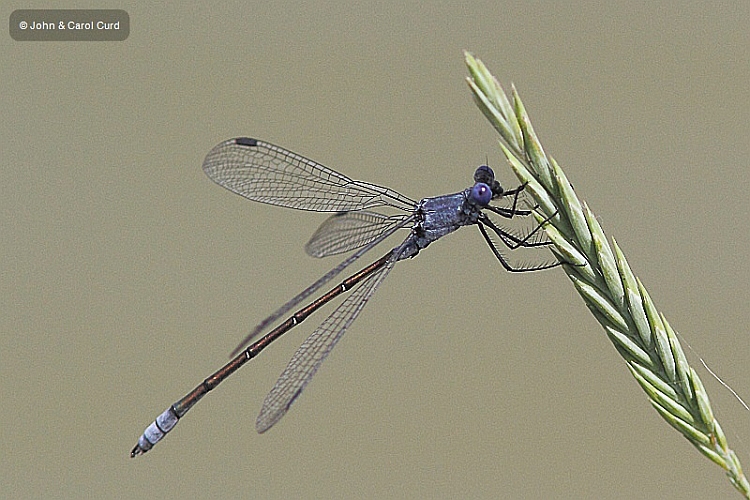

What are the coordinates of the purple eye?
(470, 182, 492, 206)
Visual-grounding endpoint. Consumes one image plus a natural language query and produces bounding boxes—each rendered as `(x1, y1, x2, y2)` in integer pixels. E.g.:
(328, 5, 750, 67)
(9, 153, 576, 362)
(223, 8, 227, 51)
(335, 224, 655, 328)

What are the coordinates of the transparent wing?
(230, 215, 415, 356)
(255, 252, 398, 433)
(305, 211, 411, 258)
(202, 138, 416, 212)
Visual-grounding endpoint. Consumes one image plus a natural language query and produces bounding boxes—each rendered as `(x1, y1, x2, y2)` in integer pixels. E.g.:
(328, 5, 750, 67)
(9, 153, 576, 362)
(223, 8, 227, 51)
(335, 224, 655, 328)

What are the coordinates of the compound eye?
(473, 165, 495, 185)
(470, 182, 492, 206)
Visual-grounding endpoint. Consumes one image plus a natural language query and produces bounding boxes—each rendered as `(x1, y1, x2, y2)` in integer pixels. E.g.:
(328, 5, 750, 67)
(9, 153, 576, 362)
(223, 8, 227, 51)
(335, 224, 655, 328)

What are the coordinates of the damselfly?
(131, 138, 559, 457)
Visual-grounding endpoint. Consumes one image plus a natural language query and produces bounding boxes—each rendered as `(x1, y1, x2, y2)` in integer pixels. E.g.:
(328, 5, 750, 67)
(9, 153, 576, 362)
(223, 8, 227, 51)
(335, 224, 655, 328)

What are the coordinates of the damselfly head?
(469, 182, 492, 206)
(473, 165, 494, 184)
(473, 165, 504, 198)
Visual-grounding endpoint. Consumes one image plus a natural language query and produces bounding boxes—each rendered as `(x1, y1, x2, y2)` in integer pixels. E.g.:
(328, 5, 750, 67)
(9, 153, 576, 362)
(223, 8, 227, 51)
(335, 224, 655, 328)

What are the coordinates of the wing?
(255, 251, 398, 433)
(202, 138, 416, 212)
(229, 214, 415, 356)
(305, 211, 411, 258)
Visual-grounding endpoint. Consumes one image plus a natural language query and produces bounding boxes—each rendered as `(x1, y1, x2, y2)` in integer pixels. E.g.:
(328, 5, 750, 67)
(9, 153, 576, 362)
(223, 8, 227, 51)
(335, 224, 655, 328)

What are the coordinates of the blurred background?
(3, 2, 750, 498)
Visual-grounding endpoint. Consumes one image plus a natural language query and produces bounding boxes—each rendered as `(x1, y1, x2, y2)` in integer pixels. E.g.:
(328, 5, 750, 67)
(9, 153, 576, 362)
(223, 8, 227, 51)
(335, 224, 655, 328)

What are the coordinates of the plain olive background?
(3, 2, 750, 498)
